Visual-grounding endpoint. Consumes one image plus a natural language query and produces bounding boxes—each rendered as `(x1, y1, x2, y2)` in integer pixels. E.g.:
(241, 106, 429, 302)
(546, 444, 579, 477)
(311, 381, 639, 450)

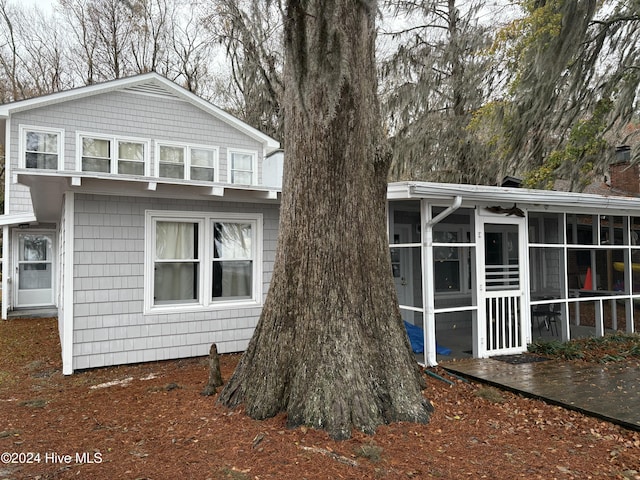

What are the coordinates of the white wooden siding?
(7, 89, 265, 215)
(71, 193, 279, 371)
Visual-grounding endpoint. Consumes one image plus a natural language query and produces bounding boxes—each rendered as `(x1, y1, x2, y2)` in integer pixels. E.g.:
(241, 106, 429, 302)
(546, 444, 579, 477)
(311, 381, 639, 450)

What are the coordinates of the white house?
(0, 73, 280, 374)
(1, 73, 638, 374)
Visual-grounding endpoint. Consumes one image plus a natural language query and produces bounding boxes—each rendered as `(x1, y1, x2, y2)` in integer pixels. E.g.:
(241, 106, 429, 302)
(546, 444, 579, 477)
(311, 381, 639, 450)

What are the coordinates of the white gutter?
(404, 181, 640, 212)
(423, 195, 463, 367)
(427, 195, 463, 226)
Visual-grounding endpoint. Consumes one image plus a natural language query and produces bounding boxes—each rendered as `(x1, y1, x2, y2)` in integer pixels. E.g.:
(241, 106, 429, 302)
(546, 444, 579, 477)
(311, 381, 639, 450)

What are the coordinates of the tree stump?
(201, 343, 223, 396)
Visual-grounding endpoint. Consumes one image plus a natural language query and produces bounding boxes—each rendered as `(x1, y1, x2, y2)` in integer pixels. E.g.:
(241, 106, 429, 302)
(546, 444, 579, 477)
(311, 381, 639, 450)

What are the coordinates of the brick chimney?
(609, 146, 638, 194)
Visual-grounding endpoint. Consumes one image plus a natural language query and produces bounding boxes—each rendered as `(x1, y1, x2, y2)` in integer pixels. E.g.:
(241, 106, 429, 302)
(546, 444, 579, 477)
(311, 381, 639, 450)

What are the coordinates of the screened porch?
(387, 183, 640, 366)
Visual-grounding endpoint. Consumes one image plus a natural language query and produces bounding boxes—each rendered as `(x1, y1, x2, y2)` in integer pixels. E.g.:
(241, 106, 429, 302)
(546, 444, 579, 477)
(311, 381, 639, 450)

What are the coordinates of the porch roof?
(388, 181, 640, 215)
(13, 170, 281, 223)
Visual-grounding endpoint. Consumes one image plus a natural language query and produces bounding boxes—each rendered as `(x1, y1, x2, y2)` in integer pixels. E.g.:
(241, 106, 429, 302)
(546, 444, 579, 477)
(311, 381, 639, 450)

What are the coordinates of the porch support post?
(474, 208, 486, 358)
(62, 193, 75, 375)
(1, 225, 8, 319)
(422, 200, 436, 366)
(423, 196, 462, 366)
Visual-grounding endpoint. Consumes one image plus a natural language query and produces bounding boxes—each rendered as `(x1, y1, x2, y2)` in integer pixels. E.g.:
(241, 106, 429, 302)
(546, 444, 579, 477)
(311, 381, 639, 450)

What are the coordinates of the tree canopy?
(1, 0, 637, 187)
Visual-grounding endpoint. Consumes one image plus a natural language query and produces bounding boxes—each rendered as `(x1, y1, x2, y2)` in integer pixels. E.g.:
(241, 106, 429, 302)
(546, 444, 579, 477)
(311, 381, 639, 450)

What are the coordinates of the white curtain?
(213, 223, 252, 299)
(154, 222, 198, 303)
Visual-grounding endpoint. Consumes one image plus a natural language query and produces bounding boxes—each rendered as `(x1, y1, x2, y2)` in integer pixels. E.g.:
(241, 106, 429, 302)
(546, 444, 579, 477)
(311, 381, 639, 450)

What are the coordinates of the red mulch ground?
(1, 317, 639, 479)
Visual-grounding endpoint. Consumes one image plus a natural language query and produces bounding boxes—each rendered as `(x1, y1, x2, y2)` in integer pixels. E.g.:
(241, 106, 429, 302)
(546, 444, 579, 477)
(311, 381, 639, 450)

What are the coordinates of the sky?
(17, 0, 56, 12)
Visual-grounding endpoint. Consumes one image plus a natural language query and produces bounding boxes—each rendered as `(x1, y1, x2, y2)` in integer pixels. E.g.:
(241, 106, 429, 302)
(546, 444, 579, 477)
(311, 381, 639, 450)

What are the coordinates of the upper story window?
(20, 126, 63, 170)
(229, 150, 257, 185)
(156, 142, 219, 182)
(78, 133, 148, 175)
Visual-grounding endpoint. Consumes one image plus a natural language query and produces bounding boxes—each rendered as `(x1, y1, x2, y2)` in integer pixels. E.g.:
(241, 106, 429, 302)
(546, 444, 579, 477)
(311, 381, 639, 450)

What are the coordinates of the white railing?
(485, 264, 520, 290)
(485, 292, 523, 353)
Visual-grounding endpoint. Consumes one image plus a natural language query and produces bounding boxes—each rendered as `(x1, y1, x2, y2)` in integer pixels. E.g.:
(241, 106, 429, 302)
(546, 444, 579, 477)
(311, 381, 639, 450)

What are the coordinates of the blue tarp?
(403, 321, 452, 356)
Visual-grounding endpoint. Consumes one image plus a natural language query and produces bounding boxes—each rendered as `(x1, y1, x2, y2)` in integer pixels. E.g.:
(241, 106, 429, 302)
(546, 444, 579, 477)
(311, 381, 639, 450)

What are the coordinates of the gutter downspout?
(423, 196, 463, 366)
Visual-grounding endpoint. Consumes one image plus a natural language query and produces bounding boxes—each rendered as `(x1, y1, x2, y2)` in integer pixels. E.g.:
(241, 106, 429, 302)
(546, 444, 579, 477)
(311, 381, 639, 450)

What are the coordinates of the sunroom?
(387, 182, 640, 366)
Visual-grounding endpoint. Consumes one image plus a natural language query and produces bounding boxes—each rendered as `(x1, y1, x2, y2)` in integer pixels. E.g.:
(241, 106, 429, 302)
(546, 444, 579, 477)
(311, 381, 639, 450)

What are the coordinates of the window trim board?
(144, 210, 263, 314)
(19, 125, 65, 170)
(76, 131, 150, 176)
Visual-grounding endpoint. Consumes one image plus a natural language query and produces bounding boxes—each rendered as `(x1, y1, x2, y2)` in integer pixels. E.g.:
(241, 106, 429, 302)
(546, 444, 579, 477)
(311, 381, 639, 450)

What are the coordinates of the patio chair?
(532, 303, 560, 336)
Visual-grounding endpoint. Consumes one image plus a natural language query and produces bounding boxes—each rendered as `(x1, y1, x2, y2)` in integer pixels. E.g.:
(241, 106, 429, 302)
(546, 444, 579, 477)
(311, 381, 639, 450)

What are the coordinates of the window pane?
(118, 160, 144, 175)
(191, 167, 214, 182)
(231, 152, 253, 171)
(231, 171, 252, 184)
(160, 146, 184, 164)
(212, 260, 252, 299)
(83, 138, 110, 158)
(191, 148, 214, 167)
(159, 163, 184, 179)
(156, 222, 197, 260)
(214, 223, 252, 259)
(25, 131, 58, 169)
(118, 142, 144, 161)
(154, 263, 198, 303)
(26, 131, 57, 153)
(82, 157, 110, 173)
(20, 235, 50, 261)
(19, 263, 52, 289)
(82, 138, 110, 172)
(26, 153, 57, 169)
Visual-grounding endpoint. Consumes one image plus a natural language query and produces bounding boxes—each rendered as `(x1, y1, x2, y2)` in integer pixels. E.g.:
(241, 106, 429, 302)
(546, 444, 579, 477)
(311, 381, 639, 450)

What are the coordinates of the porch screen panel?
(154, 221, 199, 304)
(529, 247, 565, 299)
(484, 225, 519, 291)
(388, 200, 423, 323)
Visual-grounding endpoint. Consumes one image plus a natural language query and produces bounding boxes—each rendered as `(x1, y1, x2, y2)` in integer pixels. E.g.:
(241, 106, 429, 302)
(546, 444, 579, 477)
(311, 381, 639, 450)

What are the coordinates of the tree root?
(299, 446, 359, 467)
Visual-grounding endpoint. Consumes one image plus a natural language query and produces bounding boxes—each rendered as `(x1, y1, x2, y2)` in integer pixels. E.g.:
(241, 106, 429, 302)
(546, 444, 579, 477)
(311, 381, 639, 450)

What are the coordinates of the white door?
(477, 216, 528, 356)
(14, 232, 55, 307)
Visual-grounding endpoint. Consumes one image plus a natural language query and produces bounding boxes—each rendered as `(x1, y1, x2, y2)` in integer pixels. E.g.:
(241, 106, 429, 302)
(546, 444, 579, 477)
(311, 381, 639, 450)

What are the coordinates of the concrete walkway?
(441, 357, 640, 431)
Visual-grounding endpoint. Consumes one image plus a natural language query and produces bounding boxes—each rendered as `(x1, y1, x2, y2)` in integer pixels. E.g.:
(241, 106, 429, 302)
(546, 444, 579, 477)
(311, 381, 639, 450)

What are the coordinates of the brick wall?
(609, 161, 640, 194)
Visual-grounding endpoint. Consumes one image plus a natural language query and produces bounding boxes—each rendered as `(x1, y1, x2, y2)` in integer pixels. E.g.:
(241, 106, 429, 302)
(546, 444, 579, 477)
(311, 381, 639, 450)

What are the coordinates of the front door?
(477, 216, 528, 356)
(13, 232, 55, 307)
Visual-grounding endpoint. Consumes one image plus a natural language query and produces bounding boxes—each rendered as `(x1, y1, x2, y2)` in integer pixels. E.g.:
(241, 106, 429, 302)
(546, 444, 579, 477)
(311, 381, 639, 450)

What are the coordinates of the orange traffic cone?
(583, 267, 592, 290)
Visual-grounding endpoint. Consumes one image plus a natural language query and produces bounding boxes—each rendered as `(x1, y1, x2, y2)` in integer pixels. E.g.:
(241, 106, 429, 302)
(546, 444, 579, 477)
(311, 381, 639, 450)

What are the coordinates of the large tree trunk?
(218, 0, 433, 440)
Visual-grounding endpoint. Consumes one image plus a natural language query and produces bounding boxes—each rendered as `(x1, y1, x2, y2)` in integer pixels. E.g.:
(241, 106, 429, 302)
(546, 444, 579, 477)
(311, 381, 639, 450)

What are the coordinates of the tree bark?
(218, 0, 433, 440)
(201, 343, 223, 396)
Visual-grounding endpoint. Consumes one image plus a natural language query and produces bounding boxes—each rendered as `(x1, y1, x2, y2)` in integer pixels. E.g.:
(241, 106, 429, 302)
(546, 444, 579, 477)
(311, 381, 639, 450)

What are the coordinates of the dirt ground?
(1, 317, 639, 480)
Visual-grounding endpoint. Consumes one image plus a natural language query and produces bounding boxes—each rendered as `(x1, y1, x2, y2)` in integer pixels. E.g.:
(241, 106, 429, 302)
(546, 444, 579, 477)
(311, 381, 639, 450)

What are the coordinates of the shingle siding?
(7, 89, 265, 214)
(71, 193, 279, 370)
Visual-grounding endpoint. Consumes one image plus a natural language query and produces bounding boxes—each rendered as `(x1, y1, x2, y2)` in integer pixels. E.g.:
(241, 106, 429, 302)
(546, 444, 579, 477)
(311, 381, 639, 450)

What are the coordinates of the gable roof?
(0, 72, 280, 153)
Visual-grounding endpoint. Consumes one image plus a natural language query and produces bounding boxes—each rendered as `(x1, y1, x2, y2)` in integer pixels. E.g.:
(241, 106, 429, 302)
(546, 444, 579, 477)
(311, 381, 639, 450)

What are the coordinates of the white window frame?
(144, 210, 263, 314)
(19, 125, 65, 170)
(154, 141, 219, 182)
(76, 132, 150, 175)
(228, 148, 258, 185)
